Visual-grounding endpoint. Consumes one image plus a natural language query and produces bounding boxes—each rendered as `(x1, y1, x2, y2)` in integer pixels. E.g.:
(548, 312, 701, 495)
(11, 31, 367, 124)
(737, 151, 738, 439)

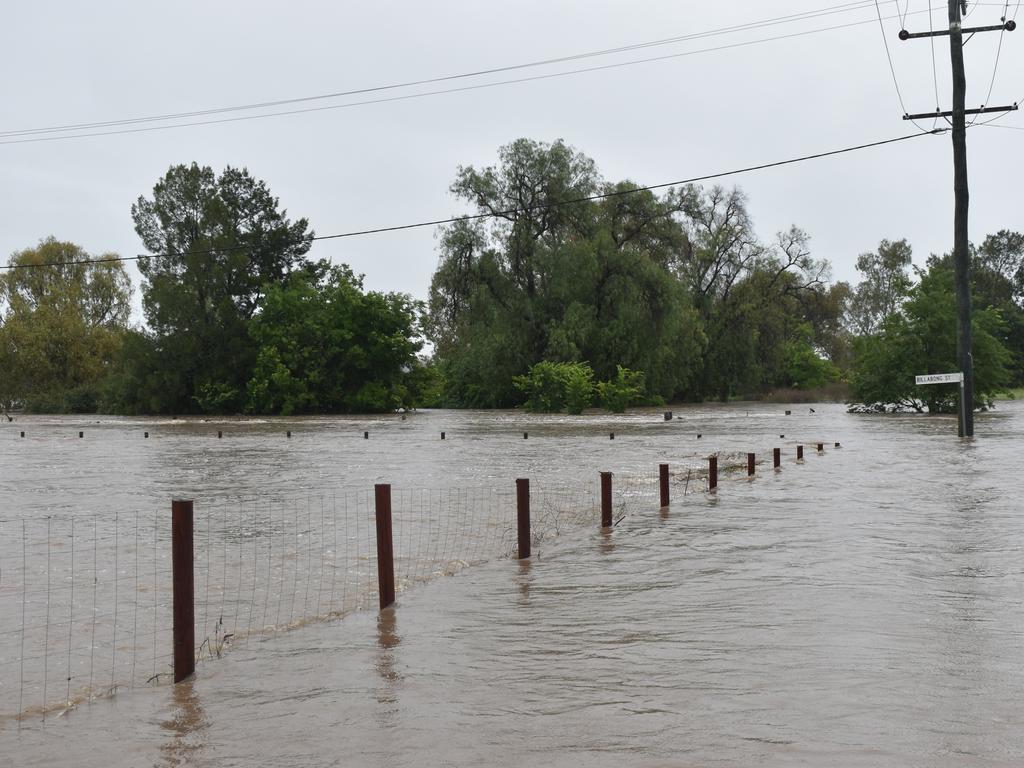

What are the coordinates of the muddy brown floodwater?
(2, 402, 1024, 767)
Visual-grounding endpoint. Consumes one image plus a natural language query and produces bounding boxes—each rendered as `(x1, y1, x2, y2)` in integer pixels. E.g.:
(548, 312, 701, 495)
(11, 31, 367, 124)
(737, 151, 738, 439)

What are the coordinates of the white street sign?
(915, 372, 964, 385)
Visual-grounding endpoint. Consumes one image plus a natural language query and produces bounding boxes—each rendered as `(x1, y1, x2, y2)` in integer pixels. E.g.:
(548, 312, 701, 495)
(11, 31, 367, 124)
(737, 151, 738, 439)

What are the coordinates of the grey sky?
(2, 0, 1021, 322)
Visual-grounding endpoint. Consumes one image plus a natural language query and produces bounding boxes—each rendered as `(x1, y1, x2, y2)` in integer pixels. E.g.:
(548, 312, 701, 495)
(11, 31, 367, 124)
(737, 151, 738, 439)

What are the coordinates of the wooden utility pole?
(949, 0, 973, 437)
(899, 3, 1017, 437)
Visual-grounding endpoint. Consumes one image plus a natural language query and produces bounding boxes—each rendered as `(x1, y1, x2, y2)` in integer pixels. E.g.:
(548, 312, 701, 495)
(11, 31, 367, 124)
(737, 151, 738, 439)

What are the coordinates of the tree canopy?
(0, 238, 131, 411)
(849, 258, 1011, 411)
(246, 262, 424, 414)
(427, 138, 844, 407)
(5, 142, 1020, 419)
(126, 163, 314, 413)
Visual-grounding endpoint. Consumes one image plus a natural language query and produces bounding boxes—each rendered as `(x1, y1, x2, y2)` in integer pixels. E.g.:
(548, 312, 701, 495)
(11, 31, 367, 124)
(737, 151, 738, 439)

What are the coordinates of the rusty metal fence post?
(659, 464, 669, 507)
(773, 447, 781, 469)
(708, 456, 718, 491)
(516, 478, 531, 559)
(600, 472, 613, 528)
(374, 484, 396, 609)
(747, 453, 755, 477)
(171, 499, 195, 683)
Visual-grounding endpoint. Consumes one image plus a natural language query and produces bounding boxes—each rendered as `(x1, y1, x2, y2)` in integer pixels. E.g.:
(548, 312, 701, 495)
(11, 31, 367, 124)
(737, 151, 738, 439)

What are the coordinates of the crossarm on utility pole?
(899, 20, 1016, 39)
(904, 105, 1018, 120)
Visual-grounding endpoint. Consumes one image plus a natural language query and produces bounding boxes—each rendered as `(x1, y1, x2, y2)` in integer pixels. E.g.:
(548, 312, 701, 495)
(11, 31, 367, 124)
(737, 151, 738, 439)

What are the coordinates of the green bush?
(597, 366, 645, 413)
(514, 361, 595, 413)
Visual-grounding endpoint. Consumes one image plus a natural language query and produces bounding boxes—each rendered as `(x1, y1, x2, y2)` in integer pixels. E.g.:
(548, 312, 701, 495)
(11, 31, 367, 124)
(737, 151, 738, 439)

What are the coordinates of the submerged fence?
(0, 443, 836, 723)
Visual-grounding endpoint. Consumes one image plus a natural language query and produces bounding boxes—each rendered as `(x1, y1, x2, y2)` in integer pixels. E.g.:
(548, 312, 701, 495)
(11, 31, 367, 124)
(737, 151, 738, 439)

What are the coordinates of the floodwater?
(3, 402, 1024, 766)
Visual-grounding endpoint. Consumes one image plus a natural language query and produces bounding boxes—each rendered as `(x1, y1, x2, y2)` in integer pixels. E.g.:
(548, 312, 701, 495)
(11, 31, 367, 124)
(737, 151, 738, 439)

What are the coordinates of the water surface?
(3, 403, 1023, 766)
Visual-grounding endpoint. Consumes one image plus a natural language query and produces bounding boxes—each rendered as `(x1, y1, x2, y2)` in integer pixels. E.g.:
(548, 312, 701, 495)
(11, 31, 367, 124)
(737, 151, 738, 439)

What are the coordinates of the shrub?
(514, 361, 595, 413)
(597, 366, 645, 413)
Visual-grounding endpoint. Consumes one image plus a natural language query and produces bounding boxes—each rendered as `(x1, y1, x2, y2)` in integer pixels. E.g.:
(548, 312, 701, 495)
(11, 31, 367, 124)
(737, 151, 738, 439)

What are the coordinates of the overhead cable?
(0, 129, 945, 271)
(0, 4, 944, 146)
(0, 0, 884, 140)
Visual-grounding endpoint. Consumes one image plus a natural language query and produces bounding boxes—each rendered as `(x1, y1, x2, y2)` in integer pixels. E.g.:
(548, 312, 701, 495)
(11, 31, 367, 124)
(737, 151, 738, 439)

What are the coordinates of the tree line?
(1, 140, 1021, 415)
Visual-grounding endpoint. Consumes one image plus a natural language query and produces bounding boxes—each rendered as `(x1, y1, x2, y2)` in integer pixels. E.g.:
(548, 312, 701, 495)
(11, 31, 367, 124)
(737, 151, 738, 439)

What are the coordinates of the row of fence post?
(14, 431, 837, 442)
(167, 441, 839, 683)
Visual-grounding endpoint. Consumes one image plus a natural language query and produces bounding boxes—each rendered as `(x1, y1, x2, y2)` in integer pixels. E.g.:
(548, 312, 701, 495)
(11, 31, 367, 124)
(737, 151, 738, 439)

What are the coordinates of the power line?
(874, 0, 933, 130)
(898, 0, 912, 27)
(1, 129, 945, 272)
(929, 1, 945, 123)
(0, 5, 946, 147)
(0, 0, 884, 140)
(968, 1, 1013, 125)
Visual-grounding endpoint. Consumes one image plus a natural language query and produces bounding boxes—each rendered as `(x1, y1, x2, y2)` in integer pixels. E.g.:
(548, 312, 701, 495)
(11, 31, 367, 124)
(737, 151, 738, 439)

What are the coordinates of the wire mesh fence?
(1, 480, 607, 723)
(1, 446, 822, 724)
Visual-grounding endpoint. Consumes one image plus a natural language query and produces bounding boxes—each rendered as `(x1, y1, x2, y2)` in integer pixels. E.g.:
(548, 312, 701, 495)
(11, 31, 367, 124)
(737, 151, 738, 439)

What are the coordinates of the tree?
(246, 263, 423, 414)
(129, 163, 312, 413)
(849, 260, 1010, 412)
(679, 214, 838, 400)
(977, 229, 1024, 301)
(974, 231, 1024, 385)
(674, 185, 765, 305)
(846, 239, 913, 336)
(428, 139, 705, 406)
(0, 238, 131, 411)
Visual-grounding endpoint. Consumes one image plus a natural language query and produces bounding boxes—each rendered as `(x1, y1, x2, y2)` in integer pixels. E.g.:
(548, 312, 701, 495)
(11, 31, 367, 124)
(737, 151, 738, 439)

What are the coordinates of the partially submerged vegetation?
(1, 141, 1021, 416)
(846, 236, 1020, 413)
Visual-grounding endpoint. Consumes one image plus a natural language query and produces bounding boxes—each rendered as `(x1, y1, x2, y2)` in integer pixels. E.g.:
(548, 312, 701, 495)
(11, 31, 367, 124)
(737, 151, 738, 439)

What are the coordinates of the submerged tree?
(849, 260, 1011, 412)
(246, 263, 424, 414)
(428, 139, 706, 406)
(0, 238, 131, 411)
(679, 207, 839, 400)
(128, 163, 313, 413)
(427, 139, 846, 406)
(973, 230, 1024, 385)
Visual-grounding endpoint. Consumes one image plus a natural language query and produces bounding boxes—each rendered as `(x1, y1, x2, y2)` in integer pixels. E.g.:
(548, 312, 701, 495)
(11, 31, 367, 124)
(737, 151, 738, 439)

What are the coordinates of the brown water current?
(2, 403, 1024, 766)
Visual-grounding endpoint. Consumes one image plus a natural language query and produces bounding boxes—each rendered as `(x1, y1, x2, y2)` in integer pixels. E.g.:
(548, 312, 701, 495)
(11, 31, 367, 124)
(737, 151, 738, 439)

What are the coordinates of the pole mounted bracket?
(903, 104, 1019, 120)
(899, 20, 1015, 40)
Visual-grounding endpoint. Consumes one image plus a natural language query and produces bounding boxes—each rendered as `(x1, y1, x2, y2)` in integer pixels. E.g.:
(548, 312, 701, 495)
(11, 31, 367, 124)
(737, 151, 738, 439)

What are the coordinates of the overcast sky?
(2, 0, 1021, 322)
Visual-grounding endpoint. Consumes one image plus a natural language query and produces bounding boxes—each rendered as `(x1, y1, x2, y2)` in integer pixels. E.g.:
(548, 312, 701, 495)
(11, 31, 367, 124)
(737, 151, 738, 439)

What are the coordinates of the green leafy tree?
(684, 223, 838, 399)
(428, 140, 844, 407)
(846, 239, 913, 336)
(428, 139, 705, 406)
(803, 281, 854, 374)
(977, 229, 1024, 300)
(246, 263, 423, 414)
(128, 163, 312, 413)
(0, 238, 131, 411)
(974, 231, 1024, 385)
(781, 324, 839, 389)
(849, 261, 1011, 412)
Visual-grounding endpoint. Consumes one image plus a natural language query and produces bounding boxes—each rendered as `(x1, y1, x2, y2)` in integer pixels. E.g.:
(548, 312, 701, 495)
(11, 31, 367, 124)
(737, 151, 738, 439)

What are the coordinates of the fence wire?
(1, 446, 808, 723)
(1, 480, 600, 723)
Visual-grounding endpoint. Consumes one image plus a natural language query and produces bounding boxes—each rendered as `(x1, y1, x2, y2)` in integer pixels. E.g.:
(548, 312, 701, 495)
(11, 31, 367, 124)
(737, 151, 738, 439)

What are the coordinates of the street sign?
(915, 372, 964, 385)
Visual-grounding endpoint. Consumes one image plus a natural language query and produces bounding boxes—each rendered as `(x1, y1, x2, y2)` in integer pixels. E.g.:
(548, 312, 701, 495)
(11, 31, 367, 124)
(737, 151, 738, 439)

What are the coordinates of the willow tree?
(0, 238, 131, 411)
(674, 186, 836, 400)
(428, 139, 705, 406)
